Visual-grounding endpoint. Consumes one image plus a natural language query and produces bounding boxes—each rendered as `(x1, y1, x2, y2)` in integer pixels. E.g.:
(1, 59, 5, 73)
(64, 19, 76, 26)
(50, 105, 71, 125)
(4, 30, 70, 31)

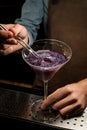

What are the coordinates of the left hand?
(41, 78, 87, 117)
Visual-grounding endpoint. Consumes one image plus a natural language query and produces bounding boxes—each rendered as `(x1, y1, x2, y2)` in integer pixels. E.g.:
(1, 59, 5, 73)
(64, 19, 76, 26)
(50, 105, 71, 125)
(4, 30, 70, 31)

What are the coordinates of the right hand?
(0, 24, 29, 55)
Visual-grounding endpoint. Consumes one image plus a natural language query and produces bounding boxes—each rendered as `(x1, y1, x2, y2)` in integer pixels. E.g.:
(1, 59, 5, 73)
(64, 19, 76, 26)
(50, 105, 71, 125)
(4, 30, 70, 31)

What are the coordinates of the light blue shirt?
(15, 0, 48, 44)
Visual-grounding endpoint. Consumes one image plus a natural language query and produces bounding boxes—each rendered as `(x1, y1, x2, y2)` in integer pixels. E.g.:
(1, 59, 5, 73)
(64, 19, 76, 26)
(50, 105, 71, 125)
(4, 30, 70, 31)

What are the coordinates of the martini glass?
(22, 39, 72, 122)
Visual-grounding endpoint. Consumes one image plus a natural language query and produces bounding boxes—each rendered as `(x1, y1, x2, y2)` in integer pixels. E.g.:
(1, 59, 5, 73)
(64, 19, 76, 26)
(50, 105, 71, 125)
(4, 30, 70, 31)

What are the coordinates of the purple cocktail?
(22, 39, 72, 122)
(25, 50, 67, 82)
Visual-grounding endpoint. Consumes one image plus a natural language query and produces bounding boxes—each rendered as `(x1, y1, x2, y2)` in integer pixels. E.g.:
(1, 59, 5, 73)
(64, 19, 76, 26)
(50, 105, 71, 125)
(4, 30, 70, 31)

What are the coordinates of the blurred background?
(0, 0, 36, 89)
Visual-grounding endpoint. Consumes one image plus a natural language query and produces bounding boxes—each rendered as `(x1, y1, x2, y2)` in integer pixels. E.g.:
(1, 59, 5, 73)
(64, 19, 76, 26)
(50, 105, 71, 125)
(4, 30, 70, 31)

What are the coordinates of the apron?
(47, 0, 87, 91)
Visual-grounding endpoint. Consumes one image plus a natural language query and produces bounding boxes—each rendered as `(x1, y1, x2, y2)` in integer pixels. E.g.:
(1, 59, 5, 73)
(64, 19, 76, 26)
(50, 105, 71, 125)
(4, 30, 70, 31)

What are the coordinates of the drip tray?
(0, 87, 87, 130)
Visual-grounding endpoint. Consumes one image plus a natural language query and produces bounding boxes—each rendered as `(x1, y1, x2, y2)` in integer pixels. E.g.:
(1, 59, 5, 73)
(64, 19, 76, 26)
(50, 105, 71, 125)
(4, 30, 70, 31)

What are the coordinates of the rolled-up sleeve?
(15, 0, 44, 44)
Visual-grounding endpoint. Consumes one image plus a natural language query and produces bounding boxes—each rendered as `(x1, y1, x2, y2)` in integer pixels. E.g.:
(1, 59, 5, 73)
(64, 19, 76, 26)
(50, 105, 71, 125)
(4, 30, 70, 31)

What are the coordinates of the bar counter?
(0, 82, 87, 130)
(0, 82, 65, 130)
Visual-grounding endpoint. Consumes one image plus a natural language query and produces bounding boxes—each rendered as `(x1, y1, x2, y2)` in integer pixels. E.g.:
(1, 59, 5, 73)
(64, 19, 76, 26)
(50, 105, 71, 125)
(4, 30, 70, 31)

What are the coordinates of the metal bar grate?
(0, 87, 87, 130)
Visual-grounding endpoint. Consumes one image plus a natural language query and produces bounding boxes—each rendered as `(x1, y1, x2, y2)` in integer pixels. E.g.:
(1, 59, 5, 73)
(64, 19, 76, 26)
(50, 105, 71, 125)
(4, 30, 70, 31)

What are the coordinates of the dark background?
(0, 0, 36, 86)
(0, 0, 25, 23)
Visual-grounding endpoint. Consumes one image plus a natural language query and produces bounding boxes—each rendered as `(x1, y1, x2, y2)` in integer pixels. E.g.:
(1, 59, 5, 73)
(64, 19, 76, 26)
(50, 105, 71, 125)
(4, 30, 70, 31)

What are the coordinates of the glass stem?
(43, 81, 48, 100)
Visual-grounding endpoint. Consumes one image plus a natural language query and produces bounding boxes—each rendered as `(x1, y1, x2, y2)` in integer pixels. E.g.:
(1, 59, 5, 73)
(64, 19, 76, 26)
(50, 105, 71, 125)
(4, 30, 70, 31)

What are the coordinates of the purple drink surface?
(26, 50, 67, 67)
(25, 50, 67, 81)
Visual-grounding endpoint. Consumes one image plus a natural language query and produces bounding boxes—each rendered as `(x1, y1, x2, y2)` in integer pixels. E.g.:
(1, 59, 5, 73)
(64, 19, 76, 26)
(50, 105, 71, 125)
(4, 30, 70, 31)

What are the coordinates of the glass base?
(31, 99, 59, 122)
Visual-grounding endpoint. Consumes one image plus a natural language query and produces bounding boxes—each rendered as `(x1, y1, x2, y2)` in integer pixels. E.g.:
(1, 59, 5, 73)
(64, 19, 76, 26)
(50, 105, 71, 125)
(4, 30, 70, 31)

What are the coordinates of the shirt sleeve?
(15, 0, 44, 43)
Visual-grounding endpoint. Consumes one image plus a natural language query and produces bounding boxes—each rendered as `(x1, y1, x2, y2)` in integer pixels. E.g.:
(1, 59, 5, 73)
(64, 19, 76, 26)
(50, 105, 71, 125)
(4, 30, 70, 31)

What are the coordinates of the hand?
(0, 24, 29, 55)
(41, 78, 87, 117)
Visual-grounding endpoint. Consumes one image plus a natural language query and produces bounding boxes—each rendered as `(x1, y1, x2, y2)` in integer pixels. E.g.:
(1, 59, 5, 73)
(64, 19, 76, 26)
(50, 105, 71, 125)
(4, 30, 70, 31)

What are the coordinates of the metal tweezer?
(0, 24, 39, 58)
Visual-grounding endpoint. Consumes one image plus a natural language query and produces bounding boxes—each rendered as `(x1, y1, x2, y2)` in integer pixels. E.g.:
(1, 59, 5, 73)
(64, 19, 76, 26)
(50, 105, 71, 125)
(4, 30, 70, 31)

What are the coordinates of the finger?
(59, 102, 84, 116)
(61, 107, 84, 119)
(41, 86, 71, 110)
(0, 30, 13, 39)
(0, 43, 10, 50)
(52, 94, 76, 110)
(0, 38, 18, 50)
(0, 44, 22, 55)
(8, 24, 23, 37)
(6, 38, 18, 44)
(0, 46, 14, 55)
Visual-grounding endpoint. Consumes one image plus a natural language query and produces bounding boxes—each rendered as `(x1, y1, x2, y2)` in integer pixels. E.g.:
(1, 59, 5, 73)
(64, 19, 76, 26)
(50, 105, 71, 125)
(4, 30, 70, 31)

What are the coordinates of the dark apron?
(47, 0, 87, 91)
